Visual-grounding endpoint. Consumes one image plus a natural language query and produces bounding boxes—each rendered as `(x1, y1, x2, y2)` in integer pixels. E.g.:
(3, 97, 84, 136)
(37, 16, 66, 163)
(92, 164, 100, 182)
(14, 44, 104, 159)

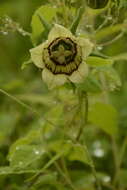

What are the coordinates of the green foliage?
(89, 103, 118, 136)
(67, 144, 91, 165)
(86, 0, 109, 9)
(31, 5, 57, 45)
(76, 74, 102, 93)
(86, 56, 113, 67)
(1, 0, 127, 189)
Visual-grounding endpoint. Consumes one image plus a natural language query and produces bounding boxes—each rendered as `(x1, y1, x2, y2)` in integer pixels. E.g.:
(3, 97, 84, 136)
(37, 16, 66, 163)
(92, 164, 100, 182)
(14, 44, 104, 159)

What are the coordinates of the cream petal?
(30, 43, 46, 68)
(48, 24, 73, 41)
(69, 62, 88, 83)
(78, 61, 89, 77)
(42, 68, 67, 89)
(77, 37, 94, 58)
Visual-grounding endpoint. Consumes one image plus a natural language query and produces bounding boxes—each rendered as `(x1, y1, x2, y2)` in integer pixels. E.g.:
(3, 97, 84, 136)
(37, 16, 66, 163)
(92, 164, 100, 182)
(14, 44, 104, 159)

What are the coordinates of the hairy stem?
(76, 92, 88, 141)
(75, 91, 102, 190)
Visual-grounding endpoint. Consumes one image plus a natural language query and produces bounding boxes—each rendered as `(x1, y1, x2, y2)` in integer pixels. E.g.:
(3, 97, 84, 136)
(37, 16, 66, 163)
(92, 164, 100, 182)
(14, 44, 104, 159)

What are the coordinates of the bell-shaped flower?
(30, 24, 93, 89)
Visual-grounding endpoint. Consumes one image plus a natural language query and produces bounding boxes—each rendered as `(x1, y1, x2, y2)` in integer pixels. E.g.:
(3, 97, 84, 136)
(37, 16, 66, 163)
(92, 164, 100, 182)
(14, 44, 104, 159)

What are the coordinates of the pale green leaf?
(31, 5, 57, 45)
(86, 56, 113, 67)
(49, 140, 72, 156)
(9, 145, 45, 168)
(89, 103, 118, 136)
(68, 144, 91, 165)
(76, 75, 102, 93)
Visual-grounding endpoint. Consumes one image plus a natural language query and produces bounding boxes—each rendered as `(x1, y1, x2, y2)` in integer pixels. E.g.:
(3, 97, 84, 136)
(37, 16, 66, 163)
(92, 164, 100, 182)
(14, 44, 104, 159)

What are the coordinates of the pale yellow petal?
(77, 37, 94, 58)
(42, 68, 67, 89)
(30, 43, 45, 68)
(78, 61, 89, 78)
(53, 74, 67, 88)
(48, 24, 73, 41)
(69, 62, 88, 83)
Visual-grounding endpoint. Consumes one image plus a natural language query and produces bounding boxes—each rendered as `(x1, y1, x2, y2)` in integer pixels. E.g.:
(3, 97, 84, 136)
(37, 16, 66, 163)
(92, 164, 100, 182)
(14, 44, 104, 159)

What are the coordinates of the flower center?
(48, 37, 77, 65)
(51, 44, 72, 64)
(43, 37, 82, 75)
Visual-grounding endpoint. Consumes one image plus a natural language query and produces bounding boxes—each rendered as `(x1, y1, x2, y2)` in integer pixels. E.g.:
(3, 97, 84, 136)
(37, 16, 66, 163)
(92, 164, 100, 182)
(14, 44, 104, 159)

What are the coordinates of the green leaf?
(28, 150, 66, 182)
(31, 5, 57, 45)
(119, 0, 127, 8)
(21, 59, 32, 70)
(0, 112, 18, 146)
(68, 144, 91, 165)
(9, 145, 45, 168)
(33, 173, 57, 187)
(8, 127, 44, 160)
(76, 75, 102, 93)
(49, 140, 72, 156)
(45, 104, 64, 124)
(37, 12, 52, 32)
(89, 103, 118, 136)
(103, 67, 121, 91)
(93, 66, 121, 91)
(70, 6, 85, 34)
(119, 169, 127, 188)
(70, 170, 94, 189)
(86, 56, 113, 67)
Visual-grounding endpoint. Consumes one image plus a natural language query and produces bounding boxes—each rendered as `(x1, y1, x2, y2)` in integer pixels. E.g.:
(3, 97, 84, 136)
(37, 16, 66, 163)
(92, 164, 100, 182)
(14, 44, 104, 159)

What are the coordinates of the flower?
(30, 24, 93, 89)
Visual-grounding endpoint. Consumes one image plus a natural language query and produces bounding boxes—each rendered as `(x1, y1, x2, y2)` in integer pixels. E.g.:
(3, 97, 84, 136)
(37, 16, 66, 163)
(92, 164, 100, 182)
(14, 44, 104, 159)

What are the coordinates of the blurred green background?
(1, 0, 127, 190)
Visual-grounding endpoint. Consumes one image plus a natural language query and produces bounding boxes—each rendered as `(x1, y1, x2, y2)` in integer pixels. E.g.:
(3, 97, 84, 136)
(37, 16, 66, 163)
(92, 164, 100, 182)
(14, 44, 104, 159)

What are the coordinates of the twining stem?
(99, 31, 124, 47)
(60, 157, 76, 190)
(75, 91, 102, 190)
(110, 136, 119, 185)
(99, 73, 126, 189)
(83, 144, 102, 190)
(95, 4, 112, 33)
(0, 88, 56, 127)
(76, 91, 88, 141)
(28, 151, 76, 190)
(95, 24, 124, 42)
(112, 136, 127, 187)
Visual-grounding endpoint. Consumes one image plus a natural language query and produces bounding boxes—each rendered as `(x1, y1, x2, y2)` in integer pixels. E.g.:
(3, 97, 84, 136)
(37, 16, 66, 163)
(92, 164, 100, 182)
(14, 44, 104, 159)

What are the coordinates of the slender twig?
(60, 157, 76, 190)
(75, 91, 102, 190)
(95, 6, 112, 33)
(112, 53, 127, 61)
(110, 137, 119, 183)
(76, 92, 88, 141)
(81, 143, 102, 190)
(99, 31, 124, 47)
(27, 151, 76, 190)
(112, 136, 127, 186)
(0, 88, 56, 127)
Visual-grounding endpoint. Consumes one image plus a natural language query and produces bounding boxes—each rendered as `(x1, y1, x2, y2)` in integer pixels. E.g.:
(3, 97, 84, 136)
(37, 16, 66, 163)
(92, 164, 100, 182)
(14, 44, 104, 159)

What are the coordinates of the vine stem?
(84, 144, 102, 190)
(76, 91, 88, 141)
(112, 136, 127, 187)
(76, 91, 102, 190)
(0, 88, 56, 127)
(99, 31, 124, 47)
